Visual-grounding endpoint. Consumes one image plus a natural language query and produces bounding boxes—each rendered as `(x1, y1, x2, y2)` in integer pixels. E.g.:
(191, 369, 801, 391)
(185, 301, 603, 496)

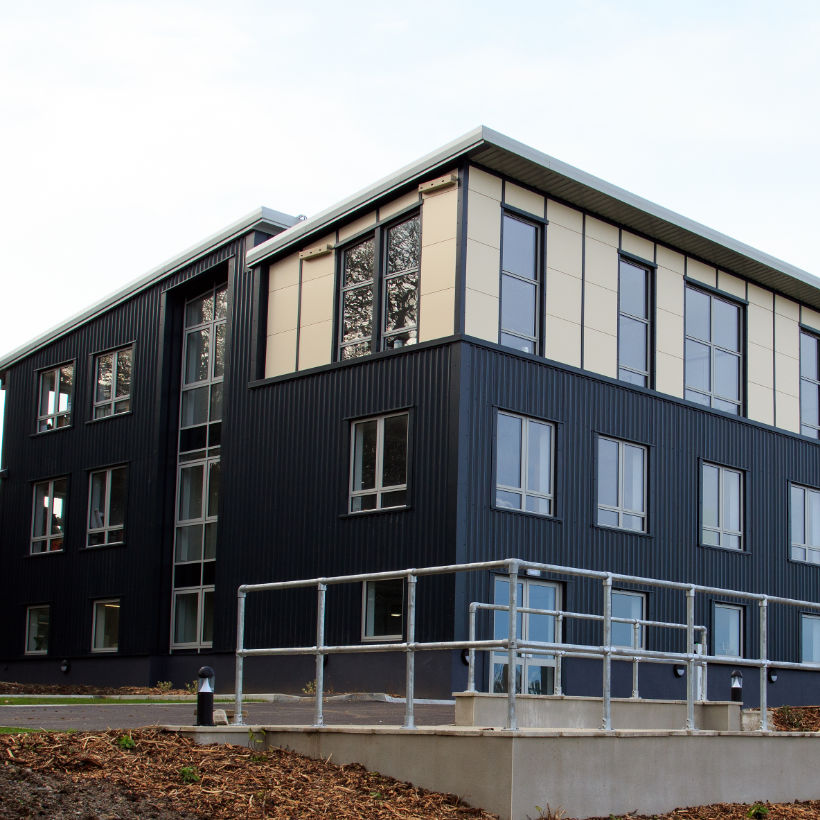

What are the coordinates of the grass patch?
(0, 726, 40, 734)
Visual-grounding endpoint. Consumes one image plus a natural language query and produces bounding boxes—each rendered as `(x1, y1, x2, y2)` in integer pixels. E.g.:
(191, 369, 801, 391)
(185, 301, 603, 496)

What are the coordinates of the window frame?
(36, 362, 74, 432)
(30, 477, 68, 554)
(801, 612, 820, 663)
(700, 461, 744, 551)
(611, 590, 646, 649)
(799, 329, 820, 439)
(348, 412, 409, 514)
(789, 482, 820, 565)
(171, 586, 214, 649)
(86, 465, 127, 548)
(92, 345, 134, 420)
(361, 579, 405, 642)
(713, 602, 743, 658)
(595, 436, 648, 533)
(336, 211, 421, 361)
(91, 598, 120, 653)
(494, 410, 555, 517)
(617, 256, 653, 388)
(25, 605, 50, 655)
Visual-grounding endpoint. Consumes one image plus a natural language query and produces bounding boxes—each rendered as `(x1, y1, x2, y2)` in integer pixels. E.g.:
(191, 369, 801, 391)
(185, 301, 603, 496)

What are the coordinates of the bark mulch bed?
(0, 680, 190, 696)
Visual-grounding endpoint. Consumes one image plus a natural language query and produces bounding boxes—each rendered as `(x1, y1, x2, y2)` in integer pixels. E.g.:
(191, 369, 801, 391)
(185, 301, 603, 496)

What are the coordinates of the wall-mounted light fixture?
(673, 664, 686, 678)
(60, 659, 70, 674)
(768, 668, 778, 684)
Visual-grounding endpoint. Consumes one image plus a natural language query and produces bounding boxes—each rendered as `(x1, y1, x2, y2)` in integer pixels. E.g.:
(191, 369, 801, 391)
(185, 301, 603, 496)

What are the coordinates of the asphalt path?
(0, 700, 456, 731)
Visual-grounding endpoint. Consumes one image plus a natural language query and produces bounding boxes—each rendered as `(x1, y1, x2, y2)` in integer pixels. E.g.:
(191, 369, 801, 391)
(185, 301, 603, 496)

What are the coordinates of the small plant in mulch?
(155, 680, 173, 692)
(528, 805, 566, 820)
(747, 804, 769, 819)
(115, 733, 136, 751)
(179, 765, 200, 784)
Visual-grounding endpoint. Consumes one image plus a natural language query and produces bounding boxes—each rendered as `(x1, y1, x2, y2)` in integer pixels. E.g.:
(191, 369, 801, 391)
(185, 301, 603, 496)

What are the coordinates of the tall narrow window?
(92, 599, 120, 652)
(340, 237, 376, 360)
(714, 603, 742, 657)
(25, 606, 50, 655)
(495, 411, 554, 516)
(31, 478, 68, 554)
(800, 330, 820, 439)
(801, 614, 820, 663)
(701, 463, 743, 550)
(611, 591, 645, 648)
(499, 213, 540, 353)
(618, 259, 651, 386)
(37, 364, 73, 431)
(382, 217, 420, 350)
(93, 346, 133, 419)
(349, 413, 408, 512)
(362, 579, 404, 641)
(87, 466, 127, 547)
(597, 437, 647, 532)
(685, 286, 743, 414)
(790, 484, 820, 565)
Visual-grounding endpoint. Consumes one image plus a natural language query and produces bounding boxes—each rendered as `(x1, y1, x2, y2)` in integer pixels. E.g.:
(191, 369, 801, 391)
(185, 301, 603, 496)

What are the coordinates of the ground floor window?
(361, 579, 404, 641)
(173, 587, 214, 646)
(802, 614, 820, 663)
(611, 590, 645, 648)
(25, 605, 50, 654)
(92, 599, 120, 652)
(713, 603, 742, 657)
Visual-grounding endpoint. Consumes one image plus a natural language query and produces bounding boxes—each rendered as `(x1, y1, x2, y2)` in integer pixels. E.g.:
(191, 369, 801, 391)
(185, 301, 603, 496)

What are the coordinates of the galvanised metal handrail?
(234, 558, 820, 733)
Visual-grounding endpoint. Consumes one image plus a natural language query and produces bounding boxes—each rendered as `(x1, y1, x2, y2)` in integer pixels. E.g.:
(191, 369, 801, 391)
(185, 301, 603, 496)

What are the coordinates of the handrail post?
(685, 586, 696, 731)
(233, 589, 246, 725)
(507, 561, 520, 730)
(602, 574, 612, 730)
(699, 627, 708, 701)
(468, 602, 477, 693)
(554, 613, 564, 695)
(759, 597, 768, 731)
(314, 583, 327, 728)
(404, 573, 417, 729)
(631, 621, 640, 699)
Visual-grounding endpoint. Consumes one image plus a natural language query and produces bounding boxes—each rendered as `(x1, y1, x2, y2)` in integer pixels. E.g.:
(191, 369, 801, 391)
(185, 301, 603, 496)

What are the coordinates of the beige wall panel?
(802, 307, 820, 332)
(584, 327, 617, 378)
(686, 258, 716, 287)
(748, 342, 774, 389)
(747, 303, 774, 348)
(420, 238, 457, 295)
(656, 246, 685, 275)
(775, 312, 799, 356)
(464, 288, 499, 343)
(656, 309, 684, 359)
(467, 190, 501, 248)
(301, 246, 335, 282)
(545, 315, 581, 367)
(546, 268, 583, 323)
(776, 392, 800, 433)
(584, 282, 618, 337)
(718, 271, 746, 299)
(547, 199, 583, 234)
(265, 330, 297, 379)
(422, 187, 459, 247)
(656, 266, 684, 317)
(747, 383, 774, 426)
(504, 182, 545, 217)
(585, 216, 618, 247)
(337, 211, 377, 243)
(378, 190, 420, 221)
(465, 238, 500, 298)
(621, 232, 654, 263)
(269, 255, 300, 291)
(547, 223, 583, 278)
(584, 237, 618, 291)
(469, 166, 503, 200)
(775, 351, 800, 397)
(655, 351, 684, 398)
(747, 283, 773, 309)
(775, 294, 800, 320)
(298, 321, 333, 371)
(299, 275, 334, 327)
(267, 283, 299, 335)
(419, 287, 455, 342)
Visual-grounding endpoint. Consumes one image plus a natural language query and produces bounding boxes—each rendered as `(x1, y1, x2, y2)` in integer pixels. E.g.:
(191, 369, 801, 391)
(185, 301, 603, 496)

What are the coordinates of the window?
(800, 331, 820, 439)
(92, 599, 120, 652)
(93, 346, 133, 419)
(684, 286, 742, 415)
(31, 478, 67, 554)
(25, 606, 50, 655)
(339, 214, 420, 360)
(597, 437, 646, 532)
(618, 259, 651, 387)
(499, 213, 540, 353)
(714, 603, 742, 657)
(611, 591, 645, 648)
(362, 579, 404, 641)
(701, 463, 743, 550)
(87, 467, 127, 547)
(349, 413, 408, 512)
(790, 484, 820, 564)
(37, 364, 73, 431)
(172, 588, 214, 647)
(495, 411, 554, 516)
(801, 614, 820, 663)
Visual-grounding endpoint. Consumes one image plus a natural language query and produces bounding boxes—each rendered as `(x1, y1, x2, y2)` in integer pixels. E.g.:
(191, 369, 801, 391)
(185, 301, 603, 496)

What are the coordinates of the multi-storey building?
(2, 128, 819, 703)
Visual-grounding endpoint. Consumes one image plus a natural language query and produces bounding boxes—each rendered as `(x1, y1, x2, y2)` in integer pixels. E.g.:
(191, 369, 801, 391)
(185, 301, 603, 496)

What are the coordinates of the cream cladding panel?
(774, 294, 800, 432)
(265, 254, 301, 378)
(583, 221, 618, 378)
(655, 256, 684, 398)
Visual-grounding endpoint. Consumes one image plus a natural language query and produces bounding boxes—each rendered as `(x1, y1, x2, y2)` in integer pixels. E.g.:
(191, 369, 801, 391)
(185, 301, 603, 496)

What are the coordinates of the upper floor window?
(800, 330, 820, 439)
(495, 411, 554, 516)
(31, 478, 67, 554)
(701, 463, 743, 550)
(25, 605, 50, 655)
(339, 214, 420, 360)
(87, 466, 127, 547)
(618, 259, 652, 387)
(349, 412, 408, 512)
(499, 213, 541, 354)
(714, 602, 742, 657)
(790, 483, 820, 565)
(597, 437, 646, 532)
(684, 286, 742, 415)
(93, 347, 133, 419)
(37, 364, 73, 431)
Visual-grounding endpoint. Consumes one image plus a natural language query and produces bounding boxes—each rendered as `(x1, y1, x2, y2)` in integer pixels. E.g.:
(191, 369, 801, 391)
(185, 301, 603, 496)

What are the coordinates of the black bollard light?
(730, 669, 743, 703)
(197, 666, 215, 726)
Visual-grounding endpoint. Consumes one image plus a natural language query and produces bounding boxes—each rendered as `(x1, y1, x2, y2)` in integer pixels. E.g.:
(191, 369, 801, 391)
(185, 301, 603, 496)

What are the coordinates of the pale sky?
(1, 0, 819, 365)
